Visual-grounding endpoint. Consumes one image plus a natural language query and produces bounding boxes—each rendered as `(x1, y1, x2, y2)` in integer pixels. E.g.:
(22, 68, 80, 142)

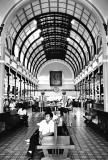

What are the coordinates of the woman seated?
(26, 111, 54, 159)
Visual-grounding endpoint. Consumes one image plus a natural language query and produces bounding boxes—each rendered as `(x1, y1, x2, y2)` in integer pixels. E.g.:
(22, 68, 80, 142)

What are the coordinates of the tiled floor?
(0, 108, 108, 160)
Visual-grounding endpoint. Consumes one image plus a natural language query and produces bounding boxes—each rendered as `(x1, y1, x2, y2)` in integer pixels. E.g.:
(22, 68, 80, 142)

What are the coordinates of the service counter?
(0, 111, 22, 133)
(84, 103, 108, 140)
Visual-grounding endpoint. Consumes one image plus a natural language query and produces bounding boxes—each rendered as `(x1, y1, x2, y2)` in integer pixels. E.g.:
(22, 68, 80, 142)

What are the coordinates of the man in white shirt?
(27, 111, 54, 159)
(18, 107, 28, 127)
(18, 107, 27, 116)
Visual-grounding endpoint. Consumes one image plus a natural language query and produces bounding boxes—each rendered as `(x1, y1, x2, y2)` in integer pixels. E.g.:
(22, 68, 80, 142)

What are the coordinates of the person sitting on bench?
(27, 111, 54, 159)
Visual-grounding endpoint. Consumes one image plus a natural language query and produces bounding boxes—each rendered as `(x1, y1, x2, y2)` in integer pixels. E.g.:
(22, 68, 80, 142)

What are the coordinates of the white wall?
(35, 61, 79, 100)
(38, 61, 75, 90)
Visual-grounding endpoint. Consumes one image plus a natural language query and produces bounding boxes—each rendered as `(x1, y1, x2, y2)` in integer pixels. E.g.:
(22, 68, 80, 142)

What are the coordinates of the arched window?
(14, 44, 19, 58)
(96, 35, 102, 54)
(20, 52, 24, 63)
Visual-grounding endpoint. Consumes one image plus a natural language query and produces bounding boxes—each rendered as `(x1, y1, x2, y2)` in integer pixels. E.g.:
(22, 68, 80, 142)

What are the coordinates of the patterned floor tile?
(0, 108, 108, 159)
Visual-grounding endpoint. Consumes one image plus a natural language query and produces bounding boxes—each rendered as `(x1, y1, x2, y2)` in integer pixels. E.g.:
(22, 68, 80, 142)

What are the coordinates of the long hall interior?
(0, 0, 108, 160)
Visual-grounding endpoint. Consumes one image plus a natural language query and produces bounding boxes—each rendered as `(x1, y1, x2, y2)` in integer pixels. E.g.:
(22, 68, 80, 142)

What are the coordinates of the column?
(0, 24, 5, 113)
(88, 76, 90, 99)
(34, 84, 35, 96)
(27, 81, 29, 99)
(41, 91, 45, 112)
(100, 67, 103, 103)
(103, 54, 108, 112)
(7, 69, 11, 102)
(93, 72, 95, 101)
(103, 25, 108, 111)
(19, 77, 22, 100)
(0, 62, 5, 113)
(62, 91, 67, 107)
(14, 74, 17, 100)
(83, 81, 85, 99)
(31, 83, 33, 97)
(80, 82, 83, 109)
(80, 82, 82, 99)
(85, 79, 87, 99)
(30, 82, 31, 97)
(23, 80, 26, 101)
(28, 82, 30, 98)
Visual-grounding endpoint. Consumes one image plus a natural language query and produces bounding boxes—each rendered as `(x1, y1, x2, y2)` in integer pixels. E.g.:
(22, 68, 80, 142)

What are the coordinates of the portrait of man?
(50, 71, 62, 86)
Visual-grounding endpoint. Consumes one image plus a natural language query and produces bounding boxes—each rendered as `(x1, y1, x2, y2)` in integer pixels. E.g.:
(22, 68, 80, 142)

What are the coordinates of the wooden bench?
(37, 120, 75, 160)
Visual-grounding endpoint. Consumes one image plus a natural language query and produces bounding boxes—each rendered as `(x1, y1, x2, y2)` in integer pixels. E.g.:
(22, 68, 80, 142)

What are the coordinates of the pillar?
(28, 82, 30, 98)
(93, 73, 95, 101)
(19, 77, 22, 100)
(0, 62, 5, 113)
(31, 83, 33, 97)
(34, 84, 35, 96)
(30, 82, 32, 97)
(99, 67, 102, 102)
(62, 91, 67, 107)
(23, 80, 26, 101)
(0, 24, 5, 113)
(103, 53, 108, 112)
(14, 74, 17, 100)
(41, 91, 45, 112)
(82, 80, 84, 99)
(27, 81, 29, 99)
(7, 68, 11, 102)
(88, 76, 90, 99)
(102, 24, 108, 112)
(85, 79, 87, 99)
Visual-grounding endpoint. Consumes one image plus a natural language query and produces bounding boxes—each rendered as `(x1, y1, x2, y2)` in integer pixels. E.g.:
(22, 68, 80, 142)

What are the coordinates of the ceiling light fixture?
(14, 44, 19, 58)
(71, 19, 75, 25)
(31, 20, 37, 31)
(36, 37, 44, 44)
(33, 20, 37, 25)
(34, 29, 41, 39)
(67, 37, 71, 42)
(39, 37, 44, 42)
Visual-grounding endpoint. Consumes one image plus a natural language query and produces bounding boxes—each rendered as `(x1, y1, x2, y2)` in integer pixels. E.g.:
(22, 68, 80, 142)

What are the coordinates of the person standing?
(18, 107, 28, 127)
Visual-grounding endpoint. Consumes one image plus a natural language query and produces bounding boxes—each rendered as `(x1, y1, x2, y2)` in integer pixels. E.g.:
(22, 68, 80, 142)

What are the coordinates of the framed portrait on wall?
(50, 71, 62, 86)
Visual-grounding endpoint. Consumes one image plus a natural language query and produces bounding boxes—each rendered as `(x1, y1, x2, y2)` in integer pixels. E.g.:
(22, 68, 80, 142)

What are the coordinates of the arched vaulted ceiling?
(7, 0, 101, 78)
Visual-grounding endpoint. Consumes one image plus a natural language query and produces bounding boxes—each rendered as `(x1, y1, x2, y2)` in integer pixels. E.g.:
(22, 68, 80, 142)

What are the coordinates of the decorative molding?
(26, 89, 77, 92)
(53, 87, 60, 93)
